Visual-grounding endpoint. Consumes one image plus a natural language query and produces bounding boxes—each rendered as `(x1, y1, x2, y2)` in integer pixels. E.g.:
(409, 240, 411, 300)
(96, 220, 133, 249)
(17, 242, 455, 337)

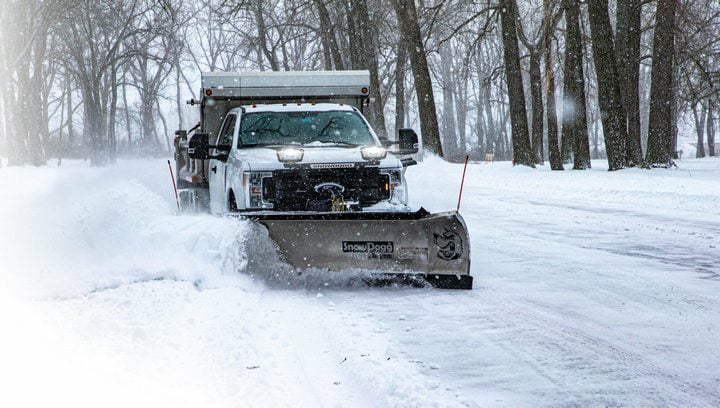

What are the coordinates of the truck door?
(209, 113, 237, 214)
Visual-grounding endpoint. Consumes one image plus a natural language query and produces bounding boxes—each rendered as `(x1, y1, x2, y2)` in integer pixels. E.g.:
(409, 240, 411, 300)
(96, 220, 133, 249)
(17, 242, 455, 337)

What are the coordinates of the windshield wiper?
(241, 142, 300, 148)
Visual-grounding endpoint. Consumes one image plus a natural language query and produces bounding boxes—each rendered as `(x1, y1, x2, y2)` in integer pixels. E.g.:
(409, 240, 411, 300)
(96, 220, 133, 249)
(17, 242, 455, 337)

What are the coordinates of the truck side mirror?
(398, 128, 419, 154)
(188, 133, 210, 160)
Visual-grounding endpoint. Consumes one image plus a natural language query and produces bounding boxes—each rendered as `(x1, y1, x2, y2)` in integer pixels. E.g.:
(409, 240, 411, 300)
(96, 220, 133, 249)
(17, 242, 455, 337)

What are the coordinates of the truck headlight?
(379, 168, 408, 205)
(361, 146, 387, 160)
(243, 171, 273, 209)
(277, 147, 304, 162)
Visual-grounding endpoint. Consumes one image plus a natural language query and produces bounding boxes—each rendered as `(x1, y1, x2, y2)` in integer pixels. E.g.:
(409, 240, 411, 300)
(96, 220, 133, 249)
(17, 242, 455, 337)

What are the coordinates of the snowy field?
(1, 157, 719, 407)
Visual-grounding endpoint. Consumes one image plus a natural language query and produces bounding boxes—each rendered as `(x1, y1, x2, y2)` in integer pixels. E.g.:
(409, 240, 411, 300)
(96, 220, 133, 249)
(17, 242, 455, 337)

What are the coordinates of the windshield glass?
(238, 110, 375, 147)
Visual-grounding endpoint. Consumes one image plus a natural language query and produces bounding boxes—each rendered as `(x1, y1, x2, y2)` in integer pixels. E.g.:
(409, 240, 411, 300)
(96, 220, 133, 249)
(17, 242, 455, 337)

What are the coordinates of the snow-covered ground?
(1, 157, 719, 407)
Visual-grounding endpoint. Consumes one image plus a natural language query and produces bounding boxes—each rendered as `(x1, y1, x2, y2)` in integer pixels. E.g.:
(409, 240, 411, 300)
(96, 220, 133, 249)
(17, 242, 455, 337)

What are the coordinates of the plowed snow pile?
(1, 157, 719, 407)
(0, 160, 254, 300)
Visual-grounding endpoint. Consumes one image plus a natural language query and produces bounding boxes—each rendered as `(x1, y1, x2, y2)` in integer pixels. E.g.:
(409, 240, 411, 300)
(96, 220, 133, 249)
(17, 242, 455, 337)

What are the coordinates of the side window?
(218, 114, 237, 146)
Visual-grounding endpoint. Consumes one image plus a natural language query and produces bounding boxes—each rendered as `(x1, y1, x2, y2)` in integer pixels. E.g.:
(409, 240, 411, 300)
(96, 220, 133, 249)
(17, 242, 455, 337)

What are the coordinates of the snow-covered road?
(1, 157, 718, 407)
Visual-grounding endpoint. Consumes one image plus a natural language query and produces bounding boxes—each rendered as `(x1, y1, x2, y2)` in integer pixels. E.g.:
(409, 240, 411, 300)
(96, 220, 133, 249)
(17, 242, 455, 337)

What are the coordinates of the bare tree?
(499, 0, 533, 166)
(543, 0, 563, 170)
(515, 9, 545, 165)
(692, 101, 707, 157)
(708, 102, 716, 156)
(586, 0, 629, 170)
(60, 0, 147, 165)
(561, 0, 591, 169)
(0, 0, 67, 165)
(390, 0, 443, 156)
(616, 0, 644, 166)
(127, 6, 177, 152)
(314, 0, 344, 70)
(394, 43, 407, 135)
(646, 0, 678, 166)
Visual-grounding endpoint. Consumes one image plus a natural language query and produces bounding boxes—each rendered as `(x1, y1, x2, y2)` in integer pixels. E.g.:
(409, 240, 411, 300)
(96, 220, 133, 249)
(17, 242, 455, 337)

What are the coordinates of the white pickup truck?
(202, 102, 412, 214)
(174, 71, 472, 289)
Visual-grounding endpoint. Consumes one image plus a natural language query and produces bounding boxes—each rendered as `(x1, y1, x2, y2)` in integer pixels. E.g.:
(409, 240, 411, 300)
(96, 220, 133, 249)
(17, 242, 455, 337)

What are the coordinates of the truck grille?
(262, 167, 390, 211)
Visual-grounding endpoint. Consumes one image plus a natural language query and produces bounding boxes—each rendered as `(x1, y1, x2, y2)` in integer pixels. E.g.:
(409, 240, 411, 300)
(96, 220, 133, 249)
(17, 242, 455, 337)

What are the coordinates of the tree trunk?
(483, 82, 496, 155)
(562, 0, 591, 169)
(344, 1, 362, 70)
(586, 0, 628, 170)
(394, 43, 407, 136)
(499, 0, 533, 166)
(440, 43, 458, 159)
(456, 67, 469, 156)
(2, 91, 19, 165)
(315, 0, 344, 70)
(544, 0, 562, 170)
(66, 74, 74, 150)
(670, 58, 679, 160)
(355, 0, 386, 138)
(498, 102, 508, 159)
(175, 48, 184, 130)
(708, 103, 716, 157)
(254, 0, 279, 71)
(27, 20, 48, 166)
(615, 0, 643, 166)
(529, 50, 544, 164)
(141, 92, 157, 150)
(475, 88, 486, 157)
(692, 102, 706, 158)
(319, 23, 333, 70)
(390, 0, 443, 156)
(83, 84, 109, 166)
(122, 73, 132, 152)
(108, 65, 118, 163)
(646, 0, 677, 166)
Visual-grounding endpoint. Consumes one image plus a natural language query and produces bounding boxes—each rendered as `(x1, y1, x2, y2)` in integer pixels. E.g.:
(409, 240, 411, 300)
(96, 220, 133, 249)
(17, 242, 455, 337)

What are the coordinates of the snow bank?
(0, 160, 256, 300)
(409, 155, 720, 218)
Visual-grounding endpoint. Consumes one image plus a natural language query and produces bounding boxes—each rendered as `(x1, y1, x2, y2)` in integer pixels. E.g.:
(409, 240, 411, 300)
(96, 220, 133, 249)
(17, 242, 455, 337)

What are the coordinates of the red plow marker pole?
(167, 160, 180, 212)
(456, 155, 469, 212)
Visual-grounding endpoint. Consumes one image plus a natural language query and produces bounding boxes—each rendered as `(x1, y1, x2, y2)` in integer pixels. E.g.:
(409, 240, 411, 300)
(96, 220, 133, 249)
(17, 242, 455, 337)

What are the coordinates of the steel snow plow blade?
(240, 208, 472, 289)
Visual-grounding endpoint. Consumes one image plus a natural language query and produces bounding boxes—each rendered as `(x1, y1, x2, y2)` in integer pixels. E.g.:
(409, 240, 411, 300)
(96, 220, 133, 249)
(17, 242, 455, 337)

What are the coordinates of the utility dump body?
(174, 70, 472, 289)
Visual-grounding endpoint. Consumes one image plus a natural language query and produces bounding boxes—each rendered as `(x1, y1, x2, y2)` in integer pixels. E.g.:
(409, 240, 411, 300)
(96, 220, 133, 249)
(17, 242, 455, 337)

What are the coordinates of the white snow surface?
(1, 157, 719, 407)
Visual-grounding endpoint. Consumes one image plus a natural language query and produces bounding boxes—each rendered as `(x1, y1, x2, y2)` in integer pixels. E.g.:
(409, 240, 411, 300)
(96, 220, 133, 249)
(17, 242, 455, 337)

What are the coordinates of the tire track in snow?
(494, 299, 720, 407)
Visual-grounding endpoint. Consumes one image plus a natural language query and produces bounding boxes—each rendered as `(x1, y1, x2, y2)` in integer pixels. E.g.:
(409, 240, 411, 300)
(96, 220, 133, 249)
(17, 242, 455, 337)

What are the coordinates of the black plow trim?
(370, 273, 473, 290)
(235, 207, 433, 221)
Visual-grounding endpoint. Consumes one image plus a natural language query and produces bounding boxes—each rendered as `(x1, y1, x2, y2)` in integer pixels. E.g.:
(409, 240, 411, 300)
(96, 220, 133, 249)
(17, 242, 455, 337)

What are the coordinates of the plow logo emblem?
(433, 228, 463, 261)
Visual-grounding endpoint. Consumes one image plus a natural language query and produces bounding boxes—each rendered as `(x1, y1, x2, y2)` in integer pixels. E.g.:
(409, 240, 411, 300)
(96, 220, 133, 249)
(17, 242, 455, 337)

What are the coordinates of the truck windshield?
(239, 110, 375, 147)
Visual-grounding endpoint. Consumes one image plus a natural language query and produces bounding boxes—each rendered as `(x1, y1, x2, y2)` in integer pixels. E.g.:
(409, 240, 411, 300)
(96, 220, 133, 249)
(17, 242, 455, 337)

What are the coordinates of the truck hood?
(234, 146, 402, 171)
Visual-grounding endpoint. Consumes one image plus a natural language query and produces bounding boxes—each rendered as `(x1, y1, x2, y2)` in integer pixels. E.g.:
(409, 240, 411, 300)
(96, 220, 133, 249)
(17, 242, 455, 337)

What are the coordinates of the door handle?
(211, 165, 217, 173)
